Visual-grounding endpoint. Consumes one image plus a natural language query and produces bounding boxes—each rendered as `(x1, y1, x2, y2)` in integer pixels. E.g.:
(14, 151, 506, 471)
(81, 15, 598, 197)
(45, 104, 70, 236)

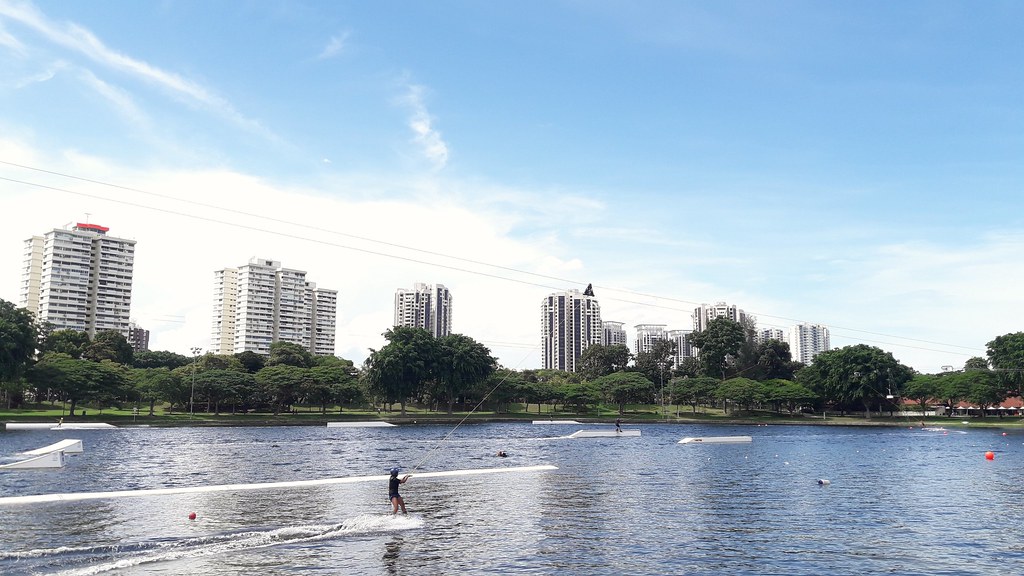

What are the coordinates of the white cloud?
(0, 0, 275, 140)
(400, 84, 449, 170)
(317, 32, 349, 60)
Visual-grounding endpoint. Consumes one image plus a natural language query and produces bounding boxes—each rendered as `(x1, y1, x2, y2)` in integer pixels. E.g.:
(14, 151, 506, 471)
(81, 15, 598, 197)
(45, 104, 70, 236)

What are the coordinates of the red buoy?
(188, 512, 197, 520)
(985, 451, 995, 461)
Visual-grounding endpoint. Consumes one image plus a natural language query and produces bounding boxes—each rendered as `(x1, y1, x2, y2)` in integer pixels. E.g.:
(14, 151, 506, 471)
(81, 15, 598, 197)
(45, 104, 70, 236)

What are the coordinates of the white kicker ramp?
(0, 450, 66, 470)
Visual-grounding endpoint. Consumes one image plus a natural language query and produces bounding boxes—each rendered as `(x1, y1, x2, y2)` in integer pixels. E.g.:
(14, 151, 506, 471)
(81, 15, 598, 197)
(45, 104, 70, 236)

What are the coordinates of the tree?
(986, 333, 1024, 396)
(266, 341, 315, 369)
(796, 344, 914, 417)
(578, 344, 632, 380)
(433, 334, 496, 414)
(255, 364, 308, 415)
(903, 374, 941, 417)
(363, 327, 439, 416)
(634, 339, 676, 391)
(593, 372, 655, 415)
(756, 340, 798, 381)
(40, 328, 90, 359)
(132, 350, 190, 370)
(29, 353, 129, 416)
(84, 330, 134, 365)
(235, 350, 267, 373)
(558, 380, 603, 414)
(761, 378, 816, 414)
(962, 368, 1004, 416)
(690, 318, 746, 379)
(715, 377, 764, 413)
(670, 376, 719, 414)
(131, 367, 179, 415)
(0, 299, 38, 408)
(309, 356, 360, 413)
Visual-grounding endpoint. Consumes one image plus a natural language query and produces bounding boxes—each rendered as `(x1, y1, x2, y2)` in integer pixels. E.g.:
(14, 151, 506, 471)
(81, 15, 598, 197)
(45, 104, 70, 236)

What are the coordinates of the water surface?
(1, 422, 1020, 575)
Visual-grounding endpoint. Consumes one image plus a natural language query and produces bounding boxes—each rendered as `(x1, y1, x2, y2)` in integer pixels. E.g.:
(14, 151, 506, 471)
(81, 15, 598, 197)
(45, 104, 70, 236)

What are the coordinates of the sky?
(1, 0, 1022, 374)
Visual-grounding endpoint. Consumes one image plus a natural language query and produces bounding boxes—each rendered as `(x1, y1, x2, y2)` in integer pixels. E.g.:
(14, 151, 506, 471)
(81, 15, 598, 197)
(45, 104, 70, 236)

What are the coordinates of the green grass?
(2, 401, 1022, 428)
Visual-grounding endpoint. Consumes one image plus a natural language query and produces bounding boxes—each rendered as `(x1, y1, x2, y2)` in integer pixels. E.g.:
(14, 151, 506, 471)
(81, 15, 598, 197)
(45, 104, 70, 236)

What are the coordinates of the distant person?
(615, 418, 622, 433)
(496, 450, 507, 457)
(389, 468, 411, 515)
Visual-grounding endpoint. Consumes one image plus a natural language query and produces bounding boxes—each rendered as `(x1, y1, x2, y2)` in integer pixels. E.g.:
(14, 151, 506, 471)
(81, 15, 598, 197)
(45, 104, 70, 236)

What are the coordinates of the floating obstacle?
(4, 422, 116, 430)
(22, 439, 83, 456)
(678, 436, 753, 444)
(0, 464, 559, 506)
(326, 421, 396, 428)
(0, 450, 66, 470)
(569, 430, 640, 438)
(532, 420, 581, 425)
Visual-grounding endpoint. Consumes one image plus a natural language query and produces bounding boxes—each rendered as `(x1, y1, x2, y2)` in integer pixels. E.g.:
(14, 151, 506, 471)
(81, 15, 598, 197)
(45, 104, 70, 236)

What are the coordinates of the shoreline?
(2, 412, 1014, 429)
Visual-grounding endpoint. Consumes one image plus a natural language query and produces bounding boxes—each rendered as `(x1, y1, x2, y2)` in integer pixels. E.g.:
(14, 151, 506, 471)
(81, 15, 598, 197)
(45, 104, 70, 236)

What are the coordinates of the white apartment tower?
(20, 223, 135, 337)
(666, 329, 695, 368)
(634, 324, 667, 356)
(693, 302, 747, 332)
(211, 258, 337, 356)
(541, 289, 602, 372)
(790, 323, 830, 365)
(756, 328, 787, 345)
(393, 283, 452, 338)
(602, 321, 628, 347)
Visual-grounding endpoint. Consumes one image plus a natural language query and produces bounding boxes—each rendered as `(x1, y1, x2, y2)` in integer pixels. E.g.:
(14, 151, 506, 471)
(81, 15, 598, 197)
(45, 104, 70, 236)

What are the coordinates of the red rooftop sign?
(76, 223, 110, 233)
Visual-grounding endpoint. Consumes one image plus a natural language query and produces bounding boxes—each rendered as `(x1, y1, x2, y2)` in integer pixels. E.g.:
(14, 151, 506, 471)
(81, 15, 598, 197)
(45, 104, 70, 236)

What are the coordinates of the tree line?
(4, 298, 1024, 418)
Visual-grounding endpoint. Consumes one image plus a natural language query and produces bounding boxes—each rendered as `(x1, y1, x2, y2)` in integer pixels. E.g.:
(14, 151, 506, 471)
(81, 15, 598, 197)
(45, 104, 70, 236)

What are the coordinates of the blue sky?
(1, 0, 1022, 373)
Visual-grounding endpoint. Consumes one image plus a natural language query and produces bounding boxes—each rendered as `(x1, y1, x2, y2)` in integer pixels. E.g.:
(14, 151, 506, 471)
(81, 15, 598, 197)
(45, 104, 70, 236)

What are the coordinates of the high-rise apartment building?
(790, 323, 830, 365)
(693, 302, 748, 332)
(541, 288, 602, 372)
(211, 258, 336, 356)
(666, 329, 695, 369)
(393, 283, 452, 338)
(602, 321, 627, 347)
(20, 223, 135, 337)
(756, 328, 787, 345)
(634, 324, 667, 356)
(127, 321, 150, 352)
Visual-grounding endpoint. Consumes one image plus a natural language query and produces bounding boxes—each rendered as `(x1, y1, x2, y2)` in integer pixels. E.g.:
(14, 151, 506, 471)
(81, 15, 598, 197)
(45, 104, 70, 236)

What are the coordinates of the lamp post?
(190, 346, 202, 419)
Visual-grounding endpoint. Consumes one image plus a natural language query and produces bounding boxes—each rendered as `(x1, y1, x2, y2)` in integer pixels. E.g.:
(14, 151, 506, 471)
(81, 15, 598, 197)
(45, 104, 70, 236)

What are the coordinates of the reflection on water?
(1, 423, 1023, 574)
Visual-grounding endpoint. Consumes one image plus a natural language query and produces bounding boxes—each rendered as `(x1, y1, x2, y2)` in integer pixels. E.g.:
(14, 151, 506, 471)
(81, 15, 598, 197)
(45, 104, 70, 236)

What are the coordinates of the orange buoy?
(188, 512, 197, 520)
(985, 451, 995, 460)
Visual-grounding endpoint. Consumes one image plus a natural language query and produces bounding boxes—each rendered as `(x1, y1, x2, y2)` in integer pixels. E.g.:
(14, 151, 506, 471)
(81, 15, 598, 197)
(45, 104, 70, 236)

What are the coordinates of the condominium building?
(634, 324, 667, 356)
(756, 328, 787, 345)
(541, 288, 602, 372)
(693, 301, 748, 332)
(127, 321, 150, 352)
(666, 329, 695, 368)
(393, 283, 452, 338)
(211, 258, 337, 356)
(790, 323, 831, 365)
(602, 321, 628, 347)
(20, 223, 135, 337)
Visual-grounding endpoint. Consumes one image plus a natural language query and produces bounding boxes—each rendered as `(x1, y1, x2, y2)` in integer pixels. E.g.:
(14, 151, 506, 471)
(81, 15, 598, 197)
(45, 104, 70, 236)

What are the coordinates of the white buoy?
(817, 479, 831, 486)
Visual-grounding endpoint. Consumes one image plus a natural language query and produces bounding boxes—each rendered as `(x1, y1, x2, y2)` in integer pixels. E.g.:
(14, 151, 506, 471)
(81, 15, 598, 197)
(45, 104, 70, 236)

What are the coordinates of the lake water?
(0, 421, 1022, 575)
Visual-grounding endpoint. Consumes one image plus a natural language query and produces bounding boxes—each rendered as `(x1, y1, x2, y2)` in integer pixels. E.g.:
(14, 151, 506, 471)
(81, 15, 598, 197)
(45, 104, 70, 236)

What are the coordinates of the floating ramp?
(5, 422, 116, 430)
(569, 430, 641, 438)
(678, 436, 753, 444)
(22, 439, 83, 456)
(532, 420, 581, 425)
(326, 421, 396, 428)
(0, 450, 66, 470)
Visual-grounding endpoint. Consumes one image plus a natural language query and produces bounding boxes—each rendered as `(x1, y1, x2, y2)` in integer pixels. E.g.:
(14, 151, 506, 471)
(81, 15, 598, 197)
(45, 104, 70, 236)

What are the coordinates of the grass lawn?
(2, 402, 1021, 428)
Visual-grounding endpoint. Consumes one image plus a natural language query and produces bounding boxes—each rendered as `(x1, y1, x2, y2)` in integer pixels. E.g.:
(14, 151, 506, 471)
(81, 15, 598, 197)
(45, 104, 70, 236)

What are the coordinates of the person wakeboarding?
(389, 468, 411, 515)
(615, 418, 622, 433)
